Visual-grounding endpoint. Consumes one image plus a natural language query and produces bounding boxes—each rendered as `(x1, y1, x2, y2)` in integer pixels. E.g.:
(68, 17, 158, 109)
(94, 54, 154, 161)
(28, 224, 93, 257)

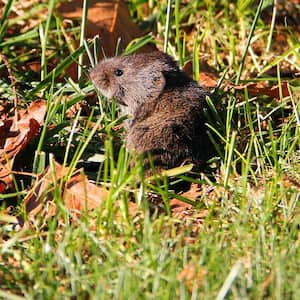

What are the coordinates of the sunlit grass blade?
(78, 0, 89, 80)
(124, 33, 155, 55)
(26, 44, 87, 97)
(236, 0, 264, 84)
(40, 0, 56, 81)
(163, 0, 172, 52)
(0, 0, 15, 41)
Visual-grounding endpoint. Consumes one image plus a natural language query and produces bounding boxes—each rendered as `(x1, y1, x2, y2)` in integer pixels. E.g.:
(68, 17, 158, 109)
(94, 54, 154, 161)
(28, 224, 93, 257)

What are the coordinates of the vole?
(90, 51, 212, 172)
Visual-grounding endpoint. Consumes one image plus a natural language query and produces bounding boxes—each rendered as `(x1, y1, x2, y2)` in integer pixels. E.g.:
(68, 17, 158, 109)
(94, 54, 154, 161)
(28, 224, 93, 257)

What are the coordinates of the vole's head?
(90, 51, 179, 114)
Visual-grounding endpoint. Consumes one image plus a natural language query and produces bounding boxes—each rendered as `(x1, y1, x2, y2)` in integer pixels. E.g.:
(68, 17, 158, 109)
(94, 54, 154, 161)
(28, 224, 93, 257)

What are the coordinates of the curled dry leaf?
(183, 60, 290, 99)
(19, 161, 108, 227)
(246, 81, 290, 99)
(227, 81, 291, 100)
(0, 100, 46, 192)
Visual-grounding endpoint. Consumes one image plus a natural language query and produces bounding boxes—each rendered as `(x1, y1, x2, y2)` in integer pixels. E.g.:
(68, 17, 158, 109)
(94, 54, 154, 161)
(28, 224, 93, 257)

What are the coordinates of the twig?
(0, 53, 18, 123)
(12, 171, 39, 178)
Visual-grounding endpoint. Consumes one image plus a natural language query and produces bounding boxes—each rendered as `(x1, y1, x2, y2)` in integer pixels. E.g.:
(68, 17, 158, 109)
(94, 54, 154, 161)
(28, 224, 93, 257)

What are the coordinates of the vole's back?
(90, 51, 212, 171)
(127, 74, 211, 170)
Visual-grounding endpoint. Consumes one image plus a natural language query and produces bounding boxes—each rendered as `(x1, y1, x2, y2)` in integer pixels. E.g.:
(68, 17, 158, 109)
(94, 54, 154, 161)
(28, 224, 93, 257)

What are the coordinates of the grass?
(0, 0, 300, 299)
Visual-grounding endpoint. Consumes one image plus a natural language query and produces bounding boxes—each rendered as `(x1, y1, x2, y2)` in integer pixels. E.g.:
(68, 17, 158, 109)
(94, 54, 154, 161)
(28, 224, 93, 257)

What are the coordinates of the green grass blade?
(163, 0, 173, 52)
(235, 0, 264, 84)
(40, 0, 56, 81)
(78, 0, 89, 80)
(26, 44, 87, 97)
(0, 0, 15, 41)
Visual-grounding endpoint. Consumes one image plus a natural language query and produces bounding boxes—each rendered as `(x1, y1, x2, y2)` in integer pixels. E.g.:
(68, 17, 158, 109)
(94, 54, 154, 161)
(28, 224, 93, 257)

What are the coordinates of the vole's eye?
(114, 69, 123, 76)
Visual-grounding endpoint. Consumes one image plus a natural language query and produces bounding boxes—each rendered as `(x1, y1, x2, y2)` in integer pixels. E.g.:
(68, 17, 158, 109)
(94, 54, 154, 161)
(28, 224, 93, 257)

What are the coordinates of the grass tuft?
(0, 0, 299, 298)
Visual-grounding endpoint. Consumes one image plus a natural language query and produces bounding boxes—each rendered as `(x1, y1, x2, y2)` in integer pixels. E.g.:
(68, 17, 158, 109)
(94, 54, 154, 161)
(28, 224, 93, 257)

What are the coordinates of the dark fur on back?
(90, 51, 212, 171)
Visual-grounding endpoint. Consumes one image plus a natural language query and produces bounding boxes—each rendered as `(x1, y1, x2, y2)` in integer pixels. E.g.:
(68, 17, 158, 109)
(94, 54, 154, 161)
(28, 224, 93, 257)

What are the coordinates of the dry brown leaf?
(223, 80, 291, 100)
(283, 174, 300, 190)
(170, 183, 210, 229)
(0, 100, 46, 192)
(58, 0, 156, 79)
(260, 272, 273, 292)
(247, 81, 290, 99)
(59, 0, 155, 53)
(0, 104, 6, 115)
(177, 263, 207, 292)
(199, 72, 219, 88)
(179, 183, 202, 200)
(169, 184, 211, 239)
(170, 183, 201, 215)
(182, 59, 291, 100)
(64, 170, 108, 210)
(183, 60, 219, 88)
(19, 161, 108, 227)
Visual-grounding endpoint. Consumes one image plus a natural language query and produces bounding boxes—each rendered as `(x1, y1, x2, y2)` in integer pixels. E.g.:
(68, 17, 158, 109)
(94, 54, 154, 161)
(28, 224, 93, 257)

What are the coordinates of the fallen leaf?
(169, 183, 211, 240)
(199, 72, 219, 88)
(59, 0, 155, 53)
(58, 0, 156, 79)
(247, 81, 290, 99)
(26, 61, 42, 73)
(182, 60, 292, 100)
(0, 104, 6, 115)
(260, 272, 273, 292)
(183, 60, 219, 88)
(177, 263, 207, 292)
(223, 80, 291, 100)
(19, 161, 108, 227)
(220, 78, 290, 100)
(0, 100, 46, 192)
(64, 170, 108, 210)
(170, 183, 201, 216)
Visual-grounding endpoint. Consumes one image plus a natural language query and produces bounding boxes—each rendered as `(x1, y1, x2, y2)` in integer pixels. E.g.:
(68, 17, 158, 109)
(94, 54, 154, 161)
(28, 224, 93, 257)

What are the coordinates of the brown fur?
(90, 51, 212, 171)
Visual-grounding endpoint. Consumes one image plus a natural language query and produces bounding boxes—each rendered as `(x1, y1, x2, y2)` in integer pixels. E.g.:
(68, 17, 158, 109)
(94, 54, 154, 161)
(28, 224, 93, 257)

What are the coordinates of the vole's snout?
(89, 66, 115, 99)
(89, 67, 111, 88)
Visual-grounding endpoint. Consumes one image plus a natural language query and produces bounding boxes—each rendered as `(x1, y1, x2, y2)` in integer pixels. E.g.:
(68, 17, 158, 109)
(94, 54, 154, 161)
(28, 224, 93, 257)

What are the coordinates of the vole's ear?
(133, 65, 166, 101)
(151, 70, 166, 98)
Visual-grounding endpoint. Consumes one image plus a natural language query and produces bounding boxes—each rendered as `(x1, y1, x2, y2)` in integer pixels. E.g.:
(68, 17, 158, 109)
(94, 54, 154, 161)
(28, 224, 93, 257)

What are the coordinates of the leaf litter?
(0, 0, 298, 253)
(17, 160, 109, 228)
(0, 99, 46, 192)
